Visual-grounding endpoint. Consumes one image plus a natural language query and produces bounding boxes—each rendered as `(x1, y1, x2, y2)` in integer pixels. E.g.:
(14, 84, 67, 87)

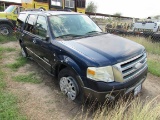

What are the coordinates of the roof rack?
(54, 9, 72, 12)
(24, 9, 44, 11)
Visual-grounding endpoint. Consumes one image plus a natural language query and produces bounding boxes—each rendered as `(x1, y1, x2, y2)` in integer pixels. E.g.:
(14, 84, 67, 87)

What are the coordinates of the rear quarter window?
(17, 13, 27, 27)
(24, 14, 37, 33)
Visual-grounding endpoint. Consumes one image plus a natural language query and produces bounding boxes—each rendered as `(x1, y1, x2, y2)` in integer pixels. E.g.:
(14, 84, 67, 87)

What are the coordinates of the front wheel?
(21, 47, 28, 58)
(58, 68, 82, 101)
(0, 24, 13, 36)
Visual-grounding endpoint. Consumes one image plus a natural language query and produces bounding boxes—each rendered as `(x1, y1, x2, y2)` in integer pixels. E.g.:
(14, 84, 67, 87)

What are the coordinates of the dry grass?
(75, 96, 160, 120)
(94, 97, 160, 120)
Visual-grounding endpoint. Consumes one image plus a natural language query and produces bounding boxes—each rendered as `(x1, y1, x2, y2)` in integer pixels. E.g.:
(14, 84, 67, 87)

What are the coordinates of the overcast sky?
(2, 0, 160, 18)
(86, 0, 160, 18)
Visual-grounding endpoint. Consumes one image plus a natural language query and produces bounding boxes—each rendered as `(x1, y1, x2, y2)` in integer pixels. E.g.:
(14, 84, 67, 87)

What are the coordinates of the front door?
(32, 15, 52, 72)
(12, 7, 18, 22)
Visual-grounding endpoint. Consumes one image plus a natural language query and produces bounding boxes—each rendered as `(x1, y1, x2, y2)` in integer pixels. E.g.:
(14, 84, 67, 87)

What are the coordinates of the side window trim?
(14, 8, 18, 14)
(24, 14, 38, 34)
(34, 15, 48, 39)
(23, 15, 30, 32)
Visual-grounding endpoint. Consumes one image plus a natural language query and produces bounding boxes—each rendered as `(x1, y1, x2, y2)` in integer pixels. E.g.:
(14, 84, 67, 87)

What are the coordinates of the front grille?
(120, 53, 147, 81)
(113, 52, 147, 82)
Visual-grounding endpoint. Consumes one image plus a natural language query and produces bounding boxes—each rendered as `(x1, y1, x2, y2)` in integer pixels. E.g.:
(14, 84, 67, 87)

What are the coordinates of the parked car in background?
(0, 5, 25, 35)
(133, 19, 160, 33)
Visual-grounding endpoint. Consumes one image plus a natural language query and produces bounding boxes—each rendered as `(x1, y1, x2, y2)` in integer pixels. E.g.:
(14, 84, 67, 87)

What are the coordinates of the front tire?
(21, 47, 28, 58)
(58, 68, 82, 101)
(0, 24, 13, 36)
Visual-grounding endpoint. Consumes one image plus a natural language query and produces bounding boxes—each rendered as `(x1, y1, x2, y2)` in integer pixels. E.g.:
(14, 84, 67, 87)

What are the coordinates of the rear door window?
(17, 13, 27, 28)
(34, 15, 47, 38)
(24, 14, 37, 33)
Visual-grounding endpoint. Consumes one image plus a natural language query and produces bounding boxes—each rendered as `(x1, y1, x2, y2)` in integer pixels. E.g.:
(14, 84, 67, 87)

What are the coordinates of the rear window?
(17, 13, 27, 27)
(24, 14, 37, 33)
(18, 13, 27, 23)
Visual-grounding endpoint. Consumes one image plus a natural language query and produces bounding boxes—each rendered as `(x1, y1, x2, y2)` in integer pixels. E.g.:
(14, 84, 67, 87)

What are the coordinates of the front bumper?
(82, 67, 147, 103)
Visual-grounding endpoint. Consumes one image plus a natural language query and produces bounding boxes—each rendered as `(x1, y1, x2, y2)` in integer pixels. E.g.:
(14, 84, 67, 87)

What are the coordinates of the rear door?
(23, 14, 39, 60)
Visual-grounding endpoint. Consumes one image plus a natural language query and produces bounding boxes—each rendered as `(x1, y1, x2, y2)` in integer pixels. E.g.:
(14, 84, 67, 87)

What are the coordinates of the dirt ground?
(1, 41, 160, 120)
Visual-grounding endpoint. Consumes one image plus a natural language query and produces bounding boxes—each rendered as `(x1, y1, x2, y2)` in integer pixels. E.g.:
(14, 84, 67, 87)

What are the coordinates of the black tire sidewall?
(20, 43, 28, 57)
(0, 24, 13, 36)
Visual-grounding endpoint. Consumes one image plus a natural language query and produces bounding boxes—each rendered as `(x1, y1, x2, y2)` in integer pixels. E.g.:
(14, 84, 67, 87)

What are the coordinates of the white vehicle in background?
(133, 19, 160, 33)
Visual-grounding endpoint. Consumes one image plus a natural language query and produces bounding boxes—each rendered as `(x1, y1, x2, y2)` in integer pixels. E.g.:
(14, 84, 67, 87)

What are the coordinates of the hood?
(59, 34, 144, 67)
(0, 12, 12, 19)
(0, 12, 7, 18)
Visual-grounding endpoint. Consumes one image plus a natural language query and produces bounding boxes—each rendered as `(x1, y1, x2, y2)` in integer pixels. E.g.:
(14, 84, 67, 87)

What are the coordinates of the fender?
(54, 55, 85, 87)
(0, 18, 15, 29)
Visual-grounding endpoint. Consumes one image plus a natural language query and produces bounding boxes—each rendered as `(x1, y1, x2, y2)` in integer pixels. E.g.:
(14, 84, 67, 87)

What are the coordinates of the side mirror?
(46, 34, 50, 41)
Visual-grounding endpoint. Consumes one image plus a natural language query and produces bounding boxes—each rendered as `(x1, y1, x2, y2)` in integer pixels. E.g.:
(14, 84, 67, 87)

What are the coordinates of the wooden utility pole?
(75, 0, 77, 12)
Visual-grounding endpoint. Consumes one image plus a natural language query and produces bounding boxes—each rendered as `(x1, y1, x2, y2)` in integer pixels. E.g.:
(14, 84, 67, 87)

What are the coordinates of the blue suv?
(17, 11, 148, 102)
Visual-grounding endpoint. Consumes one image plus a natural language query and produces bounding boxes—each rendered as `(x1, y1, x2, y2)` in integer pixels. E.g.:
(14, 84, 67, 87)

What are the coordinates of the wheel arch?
(54, 57, 85, 87)
(39, 7, 46, 11)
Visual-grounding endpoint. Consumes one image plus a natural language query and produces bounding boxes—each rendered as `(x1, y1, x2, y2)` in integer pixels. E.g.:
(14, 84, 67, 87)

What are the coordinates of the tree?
(86, 1, 97, 13)
(0, 6, 4, 11)
(113, 12, 122, 21)
(113, 12, 122, 17)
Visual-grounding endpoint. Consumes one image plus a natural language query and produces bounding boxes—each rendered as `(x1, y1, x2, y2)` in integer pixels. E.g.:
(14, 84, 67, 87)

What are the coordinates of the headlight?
(87, 66, 114, 82)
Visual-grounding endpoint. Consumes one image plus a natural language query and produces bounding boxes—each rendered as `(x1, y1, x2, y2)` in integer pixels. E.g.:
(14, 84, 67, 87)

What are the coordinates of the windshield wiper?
(85, 31, 104, 35)
(56, 34, 83, 38)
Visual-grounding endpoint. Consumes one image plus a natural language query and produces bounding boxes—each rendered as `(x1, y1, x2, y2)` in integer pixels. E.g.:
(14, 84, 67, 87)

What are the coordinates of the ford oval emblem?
(134, 63, 143, 70)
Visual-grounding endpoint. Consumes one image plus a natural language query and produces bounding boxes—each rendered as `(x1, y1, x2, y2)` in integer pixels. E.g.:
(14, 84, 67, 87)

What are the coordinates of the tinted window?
(24, 14, 37, 33)
(35, 16, 47, 38)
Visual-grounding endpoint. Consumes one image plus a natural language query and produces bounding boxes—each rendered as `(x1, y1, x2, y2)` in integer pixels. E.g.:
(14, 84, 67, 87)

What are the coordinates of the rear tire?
(39, 7, 45, 11)
(0, 24, 13, 36)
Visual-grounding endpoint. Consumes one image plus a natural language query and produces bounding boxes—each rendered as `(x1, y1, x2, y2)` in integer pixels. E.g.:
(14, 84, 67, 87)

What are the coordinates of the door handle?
(33, 39, 37, 44)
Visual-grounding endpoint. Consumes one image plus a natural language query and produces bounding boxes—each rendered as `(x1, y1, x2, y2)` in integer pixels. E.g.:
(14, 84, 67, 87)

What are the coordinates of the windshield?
(49, 14, 102, 38)
(4, 5, 15, 13)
